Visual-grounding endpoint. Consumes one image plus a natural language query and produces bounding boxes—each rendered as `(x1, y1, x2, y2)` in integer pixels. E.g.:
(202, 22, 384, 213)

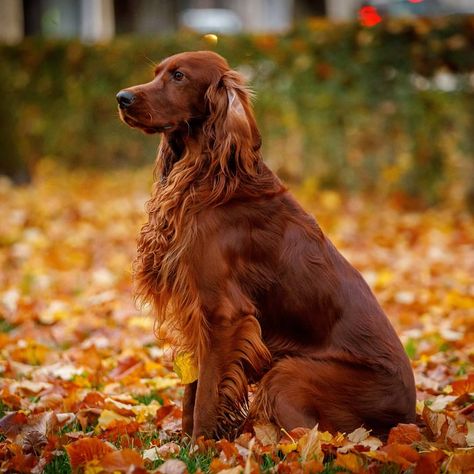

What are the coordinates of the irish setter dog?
(117, 51, 416, 440)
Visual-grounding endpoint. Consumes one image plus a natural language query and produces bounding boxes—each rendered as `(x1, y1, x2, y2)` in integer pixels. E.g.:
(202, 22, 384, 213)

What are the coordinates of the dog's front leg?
(182, 381, 197, 436)
(192, 315, 271, 439)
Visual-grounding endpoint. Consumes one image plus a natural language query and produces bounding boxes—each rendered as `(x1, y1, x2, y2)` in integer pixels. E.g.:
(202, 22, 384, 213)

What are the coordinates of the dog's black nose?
(116, 90, 135, 109)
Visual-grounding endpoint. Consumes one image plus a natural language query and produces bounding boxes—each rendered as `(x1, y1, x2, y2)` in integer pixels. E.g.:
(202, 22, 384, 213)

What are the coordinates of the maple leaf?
(99, 448, 145, 472)
(65, 437, 115, 469)
(414, 450, 446, 474)
(381, 443, 420, 469)
(387, 423, 422, 444)
(451, 374, 474, 396)
(1, 168, 473, 474)
(0, 411, 28, 441)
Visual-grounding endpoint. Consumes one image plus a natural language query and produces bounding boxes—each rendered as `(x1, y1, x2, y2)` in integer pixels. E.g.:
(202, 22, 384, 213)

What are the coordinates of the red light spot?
(359, 6, 382, 27)
(408, 0, 424, 3)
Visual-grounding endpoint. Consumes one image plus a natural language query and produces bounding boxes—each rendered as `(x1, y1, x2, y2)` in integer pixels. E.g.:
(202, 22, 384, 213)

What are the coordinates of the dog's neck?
(160, 127, 201, 180)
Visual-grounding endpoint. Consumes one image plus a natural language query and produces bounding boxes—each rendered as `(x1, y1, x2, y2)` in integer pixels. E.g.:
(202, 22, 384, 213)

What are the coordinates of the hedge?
(1, 16, 474, 205)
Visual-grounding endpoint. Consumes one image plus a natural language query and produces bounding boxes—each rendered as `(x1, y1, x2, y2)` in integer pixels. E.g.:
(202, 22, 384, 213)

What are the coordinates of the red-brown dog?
(117, 51, 416, 439)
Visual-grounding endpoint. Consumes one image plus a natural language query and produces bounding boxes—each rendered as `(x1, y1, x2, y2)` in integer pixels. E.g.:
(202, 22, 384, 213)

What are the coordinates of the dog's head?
(116, 51, 260, 158)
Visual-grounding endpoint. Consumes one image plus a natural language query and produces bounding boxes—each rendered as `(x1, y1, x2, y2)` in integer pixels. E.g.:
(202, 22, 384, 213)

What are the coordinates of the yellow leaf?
(466, 421, 474, 447)
(132, 401, 160, 423)
(335, 453, 364, 473)
(84, 460, 104, 474)
(299, 425, 324, 463)
(376, 269, 394, 288)
(97, 409, 131, 430)
(173, 352, 198, 384)
(150, 377, 180, 391)
(277, 441, 298, 455)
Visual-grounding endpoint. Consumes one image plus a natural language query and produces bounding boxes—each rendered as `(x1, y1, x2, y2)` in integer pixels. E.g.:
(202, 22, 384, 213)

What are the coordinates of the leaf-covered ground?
(0, 163, 473, 473)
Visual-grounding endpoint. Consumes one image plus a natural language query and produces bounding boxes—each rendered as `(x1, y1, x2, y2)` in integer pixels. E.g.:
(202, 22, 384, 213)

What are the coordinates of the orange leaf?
(334, 453, 364, 473)
(209, 458, 231, 473)
(0, 388, 22, 410)
(216, 439, 239, 460)
(6, 452, 37, 473)
(99, 448, 144, 472)
(80, 392, 106, 409)
(447, 451, 474, 473)
(65, 437, 114, 468)
(302, 459, 324, 473)
(388, 423, 422, 445)
(414, 450, 446, 474)
(155, 404, 175, 425)
(451, 374, 474, 396)
(381, 443, 420, 469)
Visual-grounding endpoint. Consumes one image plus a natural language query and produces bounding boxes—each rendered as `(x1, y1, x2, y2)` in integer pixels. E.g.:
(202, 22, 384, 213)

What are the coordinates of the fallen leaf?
(157, 458, 187, 474)
(99, 448, 145, 472)
(173, 352, 198, 384)
(414, 450, 446, 474)
(97, 409, 132, 430)
(253, 423, 279, 445)
(66, 437, 115, 469)
(466, 422, 474, 447)
(381, 443, 420, 469)
(299, 425, 324, 463)
(388, 423, 422, 444)
(447, 450, 474, 473)
(452, 374, 474, 396)
(334, 452, 364, 473)
(0, 412, 28, 441)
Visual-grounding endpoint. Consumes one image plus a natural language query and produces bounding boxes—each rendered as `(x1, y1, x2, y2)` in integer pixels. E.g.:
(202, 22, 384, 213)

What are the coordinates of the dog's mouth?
(119, 110, 173, 134)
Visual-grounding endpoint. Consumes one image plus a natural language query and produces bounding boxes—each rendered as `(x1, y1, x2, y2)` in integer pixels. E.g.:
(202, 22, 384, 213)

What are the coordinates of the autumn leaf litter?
(0, 165, 473, 473)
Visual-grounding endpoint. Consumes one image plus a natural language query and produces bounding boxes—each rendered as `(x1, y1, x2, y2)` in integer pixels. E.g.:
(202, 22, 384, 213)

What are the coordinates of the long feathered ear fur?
(204, 70, 261, 176)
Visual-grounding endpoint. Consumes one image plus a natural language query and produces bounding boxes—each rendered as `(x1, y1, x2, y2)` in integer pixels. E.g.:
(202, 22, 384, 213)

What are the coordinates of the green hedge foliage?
(1, 16, 474, 205)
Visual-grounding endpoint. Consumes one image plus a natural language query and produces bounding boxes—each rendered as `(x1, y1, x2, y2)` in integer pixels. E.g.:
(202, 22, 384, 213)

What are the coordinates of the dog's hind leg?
(249, 355, 414, 436)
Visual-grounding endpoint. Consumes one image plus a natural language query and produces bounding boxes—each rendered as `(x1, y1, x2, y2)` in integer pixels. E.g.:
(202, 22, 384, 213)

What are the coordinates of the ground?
(0, 163, 473, 473)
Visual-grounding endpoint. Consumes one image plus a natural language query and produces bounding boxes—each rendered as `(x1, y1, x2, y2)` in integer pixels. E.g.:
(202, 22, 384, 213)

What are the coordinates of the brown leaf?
(253, 423, 279, 445)
(422, 405, 447, 439)
(154, 442, 181, 459)
(0, 412, 28, 440)
(388, 423, 422, 445)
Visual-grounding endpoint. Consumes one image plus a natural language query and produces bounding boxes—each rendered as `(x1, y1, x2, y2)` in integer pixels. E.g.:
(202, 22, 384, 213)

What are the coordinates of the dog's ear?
(204, 70, 261, 175)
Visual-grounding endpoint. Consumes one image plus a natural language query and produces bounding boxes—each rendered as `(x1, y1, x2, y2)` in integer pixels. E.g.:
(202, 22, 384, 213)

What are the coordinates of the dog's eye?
(173, 70, 184, 81)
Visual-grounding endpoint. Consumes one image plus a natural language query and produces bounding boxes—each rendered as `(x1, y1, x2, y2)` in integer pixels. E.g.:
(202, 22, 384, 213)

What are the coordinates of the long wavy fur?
(133, 69, 281, 363)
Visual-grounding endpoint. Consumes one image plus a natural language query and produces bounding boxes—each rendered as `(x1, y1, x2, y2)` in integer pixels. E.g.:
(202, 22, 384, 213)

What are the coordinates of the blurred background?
(1, 0, 474, 208)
